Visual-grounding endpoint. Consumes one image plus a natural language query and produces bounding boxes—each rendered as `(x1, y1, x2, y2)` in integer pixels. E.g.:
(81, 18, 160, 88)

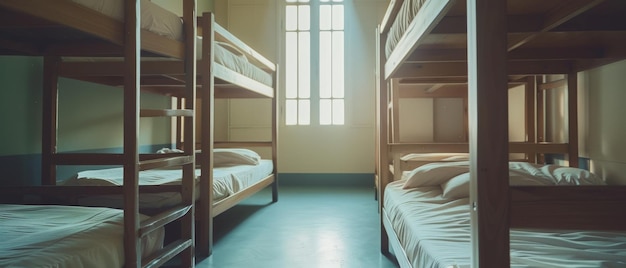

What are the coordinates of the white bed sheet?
(60, 159, 274, 209)
(0, 204, 163, 268)
(384, 181, 626, 268)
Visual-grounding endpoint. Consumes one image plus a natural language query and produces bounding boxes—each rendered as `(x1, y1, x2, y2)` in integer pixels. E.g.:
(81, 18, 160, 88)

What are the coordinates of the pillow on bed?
(402, 162, 469, 189)
(441, 169, 556, 199)
(214, 148, 261, 166)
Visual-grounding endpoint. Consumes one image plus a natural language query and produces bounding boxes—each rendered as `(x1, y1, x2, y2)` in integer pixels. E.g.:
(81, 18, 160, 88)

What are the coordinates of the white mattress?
(60, 159, 274, 209)
(384, 166, 626, 267)
(0, 204, 163, 268)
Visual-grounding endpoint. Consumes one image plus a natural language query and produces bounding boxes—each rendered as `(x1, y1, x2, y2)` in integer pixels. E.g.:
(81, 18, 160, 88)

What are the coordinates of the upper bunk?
(46, 13, 276, 100)
(0, 0, 188, 59)
(379, 0, 626, 80)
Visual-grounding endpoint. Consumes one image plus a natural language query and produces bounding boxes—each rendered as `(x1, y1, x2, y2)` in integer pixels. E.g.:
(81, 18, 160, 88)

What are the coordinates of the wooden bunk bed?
(375, 0, 626, 267)
(48, 12, 279, 257)
(0, 0, 198, 267)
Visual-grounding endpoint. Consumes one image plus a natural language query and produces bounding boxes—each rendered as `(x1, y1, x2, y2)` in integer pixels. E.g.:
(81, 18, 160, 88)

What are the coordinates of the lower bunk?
(0, 204, 164, 268)
(382, 161, 626, 268)
(60, 148, 276, 211)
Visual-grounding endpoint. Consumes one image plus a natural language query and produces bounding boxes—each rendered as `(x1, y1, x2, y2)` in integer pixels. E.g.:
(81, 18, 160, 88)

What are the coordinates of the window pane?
(298, 32, 310, 98)
(319, 31, 331, 98)
(285, 6, 297, 31)
(319, 5, 331, 30)
(285, 32, 298, 98)
(298, 5, 310, 31)
(299, 100, 310, 125)
(333, 99, 344, 125)
(332, 5, 344, 30)
(286, 0, 297, 2)
(332, 31, 344, 98)
(320, 99, 331, 125)
(332, 0, 343, 2)
(286, 100, 297, 125)
(299, 0, 310, 2)
(320, 0, 330, 2)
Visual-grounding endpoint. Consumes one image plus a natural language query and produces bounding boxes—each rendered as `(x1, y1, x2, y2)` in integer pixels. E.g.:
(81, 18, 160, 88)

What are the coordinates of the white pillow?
(402, 162, 469, 189)
(213, 148, 261, 166)
(441, 173, 470, 199)
(441, 170, 555, 199)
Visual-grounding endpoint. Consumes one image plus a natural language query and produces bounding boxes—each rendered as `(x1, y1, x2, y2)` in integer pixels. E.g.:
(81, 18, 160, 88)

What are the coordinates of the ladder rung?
(141, 238, 193, 268)
(140, 204, 192, 238)
(139, 155, 194, 170)
(140, 109, 193, 117)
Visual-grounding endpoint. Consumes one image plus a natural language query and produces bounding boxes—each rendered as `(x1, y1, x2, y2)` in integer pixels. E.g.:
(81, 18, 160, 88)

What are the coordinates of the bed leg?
(271, 181, 279, 202)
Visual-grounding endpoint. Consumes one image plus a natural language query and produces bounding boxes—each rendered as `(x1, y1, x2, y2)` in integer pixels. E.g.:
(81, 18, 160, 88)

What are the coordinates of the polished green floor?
(195, 185, 399, 268)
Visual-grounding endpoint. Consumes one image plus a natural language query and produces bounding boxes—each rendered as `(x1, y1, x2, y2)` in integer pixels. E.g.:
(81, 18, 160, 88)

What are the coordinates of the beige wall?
(581, 60, 626, 185)
(218, 0, 387, 173)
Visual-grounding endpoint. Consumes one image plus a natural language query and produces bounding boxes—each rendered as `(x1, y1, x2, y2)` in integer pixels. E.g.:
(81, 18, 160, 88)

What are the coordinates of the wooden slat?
(213, 141, 273, 148)
(214, 64, 274, 98)
(394, 60, 574, 78)
(138, 155, 194, 171)
(213, 175, 274, 216)
(140, 109, 193, 117)
(141, 238, 193, 268)
(399, 85, 467, 98)
(52, 153, 125, 165)
(510, 186, 626, 231)
(389, 143, 469, 154)
(538, 78, 566, 90)
(139, 205, 192, 239)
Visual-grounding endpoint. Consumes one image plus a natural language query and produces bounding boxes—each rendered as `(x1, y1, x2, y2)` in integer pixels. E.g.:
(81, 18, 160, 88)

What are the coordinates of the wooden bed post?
(197, 12, 216, 257)
(376, 25, 390, 254)
(467, 0, 509, 267)
(42, 56, 60, 186)
(180, 0, 197, 266)
(536, 76, 545, 164)
(272, 64, 279, 203)
(567, 72, 579, 168)
(122, 0, 141, 266)
(524, 76, 537, 163)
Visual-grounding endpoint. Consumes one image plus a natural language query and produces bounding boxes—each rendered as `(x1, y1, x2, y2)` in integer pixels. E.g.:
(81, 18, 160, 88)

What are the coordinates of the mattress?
(60, 159, 274, 209)
(386, 0, 427, 57)
(0, 204, 164, 268)
(383, 163, 626, 268)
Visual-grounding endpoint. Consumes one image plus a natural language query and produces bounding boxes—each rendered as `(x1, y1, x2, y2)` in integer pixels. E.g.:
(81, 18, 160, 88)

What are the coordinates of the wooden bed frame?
(46, 12, 279, 257)
(376, 0, 626, 267)
(0, 0, 198, 267)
